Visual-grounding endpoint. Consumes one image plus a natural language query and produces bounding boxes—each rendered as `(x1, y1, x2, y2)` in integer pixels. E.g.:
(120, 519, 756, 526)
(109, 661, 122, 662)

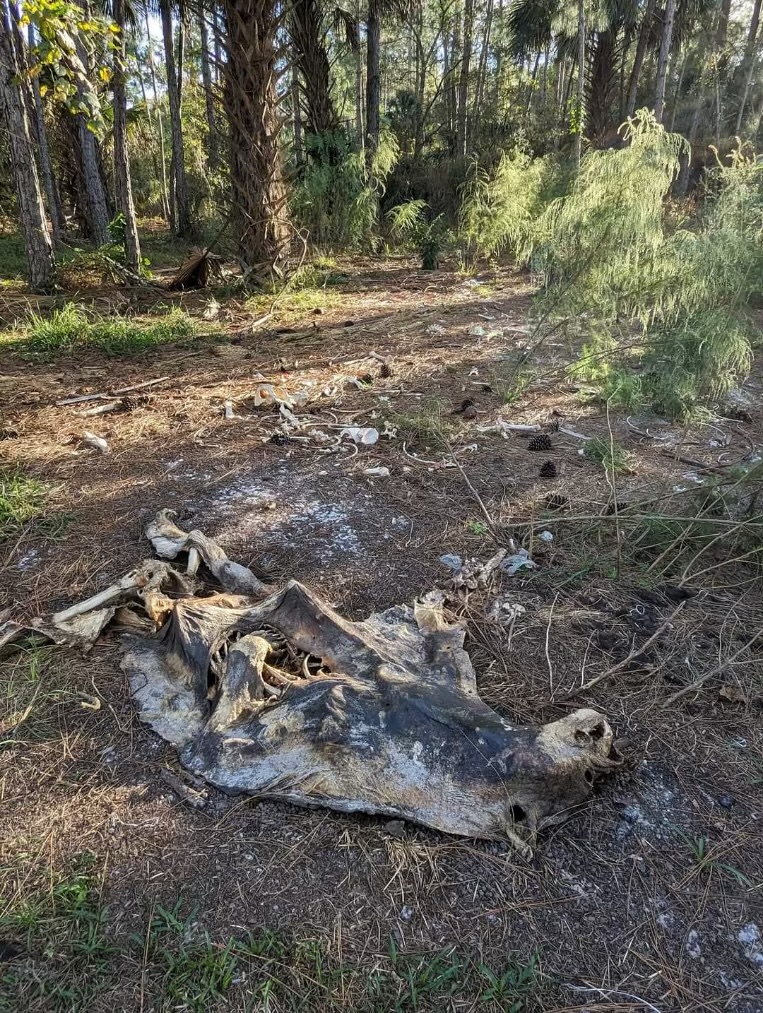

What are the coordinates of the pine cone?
(120, 396, 142, 411)
(269, 433, 293, 446)
(528, 433, 552, 452)
(544, 493, 569, 511)
(539, 460, 557, 478)
(0, 425, 19, 441)
(379, 362, 392, 379)
(547, 417, 560, 432)
(452, 398, 476, 415)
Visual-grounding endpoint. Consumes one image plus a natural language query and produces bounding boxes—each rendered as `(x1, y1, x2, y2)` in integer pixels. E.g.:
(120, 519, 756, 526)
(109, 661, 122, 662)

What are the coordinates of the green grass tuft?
(0, 471, 48, 536)
(15, 305, 198, 359)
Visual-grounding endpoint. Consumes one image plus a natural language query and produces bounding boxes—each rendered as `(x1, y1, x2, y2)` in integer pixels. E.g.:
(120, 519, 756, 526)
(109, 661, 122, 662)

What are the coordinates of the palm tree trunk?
(113, 0, 141, 272)
(291, 0, 338, 138)
(654, 0, 677, 122)
(365, 0, 381, 163)
(456, 0, 474, 154)
(0, 3, 55, 290)
(626, 0, 655, 117)
(222, 0, 289, 269)
(735, 0, 762, 133)
(160, 0, 191, 236)
(199, 5, 219, 170)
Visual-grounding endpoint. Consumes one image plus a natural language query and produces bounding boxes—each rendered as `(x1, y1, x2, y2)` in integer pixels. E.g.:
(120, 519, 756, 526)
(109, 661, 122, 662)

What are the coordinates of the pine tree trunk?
(113, 0, 141, 272)
(365, 0, 381, 163)
(26, 25, 63, 244)
(144, 13, 171, 223)
(355, 0, 364, 148)
(222, 0, 289, 270)
(292, 62, 303, 166)
(574, 0, 585, 166)
(0, 4, 55, 291)
(735, 0, 762, 133)
(160, 0, 191, 236)
(199, 5, 218, 170)
(78, 117, 110, 244)
(626, 0, 655, 117)
(654, 0, 677, 122)
(475, 0, 493, 122)
(456, 0, 474, 155)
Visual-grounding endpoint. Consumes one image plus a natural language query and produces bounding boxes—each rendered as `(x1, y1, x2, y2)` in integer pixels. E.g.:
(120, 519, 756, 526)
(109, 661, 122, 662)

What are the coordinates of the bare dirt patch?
(1, 258, 762, 1011)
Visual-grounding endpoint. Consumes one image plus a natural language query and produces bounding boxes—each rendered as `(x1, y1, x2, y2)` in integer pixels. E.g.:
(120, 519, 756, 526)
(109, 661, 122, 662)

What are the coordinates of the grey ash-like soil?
(1, 258, 762, 1011)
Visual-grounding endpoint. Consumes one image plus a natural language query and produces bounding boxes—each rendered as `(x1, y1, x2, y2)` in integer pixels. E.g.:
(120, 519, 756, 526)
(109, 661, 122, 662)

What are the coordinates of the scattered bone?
(363, 466, 390, 477)
(478, 421, 541, 438)
(340, 427, 379, 445)
(559, 425, 592, 441)
(82, 430, 109, 453)
(223, 399, 235, 419)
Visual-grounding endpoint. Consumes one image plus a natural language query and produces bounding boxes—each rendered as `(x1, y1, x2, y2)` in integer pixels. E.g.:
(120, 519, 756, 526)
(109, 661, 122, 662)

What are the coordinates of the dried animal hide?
(116, 512, 623, 855)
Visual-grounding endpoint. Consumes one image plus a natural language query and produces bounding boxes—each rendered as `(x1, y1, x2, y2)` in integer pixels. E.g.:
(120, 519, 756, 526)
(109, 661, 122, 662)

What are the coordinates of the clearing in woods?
(0, 250, 762, 1012)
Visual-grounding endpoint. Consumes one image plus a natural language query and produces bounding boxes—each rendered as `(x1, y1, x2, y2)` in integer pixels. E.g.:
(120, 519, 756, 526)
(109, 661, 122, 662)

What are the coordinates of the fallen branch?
(56, 376, 171, 407)
(663, 626, 763, 706)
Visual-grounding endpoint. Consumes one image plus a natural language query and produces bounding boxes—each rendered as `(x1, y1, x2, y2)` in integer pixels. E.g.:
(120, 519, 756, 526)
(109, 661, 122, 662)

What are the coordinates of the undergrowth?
(292, 129, 399, 250)
(13, 304, 198, 358)
(528, 110, 763, 419)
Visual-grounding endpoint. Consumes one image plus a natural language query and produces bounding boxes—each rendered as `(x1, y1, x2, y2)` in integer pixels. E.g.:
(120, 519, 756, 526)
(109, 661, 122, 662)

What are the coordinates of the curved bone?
(123, 579, 621, 851)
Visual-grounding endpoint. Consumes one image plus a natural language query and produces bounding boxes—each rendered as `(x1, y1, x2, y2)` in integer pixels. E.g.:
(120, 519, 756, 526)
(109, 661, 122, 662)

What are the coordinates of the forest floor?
(0, 234, 762, 1012)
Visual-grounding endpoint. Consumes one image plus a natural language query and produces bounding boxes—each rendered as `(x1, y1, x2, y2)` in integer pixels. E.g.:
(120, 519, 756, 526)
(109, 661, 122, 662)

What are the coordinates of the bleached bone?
(478, 421, 541, 437)
(82, 430, 109, 453)
(51, 560, 188, 625)
(145, 510, 267, 596)
(559, 426, 591, 441)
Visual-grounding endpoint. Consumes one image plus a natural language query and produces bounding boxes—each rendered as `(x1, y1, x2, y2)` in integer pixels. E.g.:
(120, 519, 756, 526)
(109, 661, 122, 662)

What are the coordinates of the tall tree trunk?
(222, 0, 289, 269)
(26, 24, 63, 244)
(113, 0, 141, 272)
(160, 0, 191, 236)
(669, 52, 687, 131)
(574, 0, 585, 166)
(735, 0, 762, 133)
(199, 5, 218, 170)
(292, 61, 303, 166)
(0, 4, 55, 290)
(587, 30, 617, 140)
(475, 0, 493, 121)
(355, 0, 364, 147)
(77, 118, 110, 244)
(365, 0, 381, 163)
(145, 12, 171, 222)
(626, 0, 656, 117)
(525, 51, 540, 115)
(456, 0, 474, 154)
(676, 93, 704, 194)
(654, 0, 677, 122)
(291, 0, 338, 138)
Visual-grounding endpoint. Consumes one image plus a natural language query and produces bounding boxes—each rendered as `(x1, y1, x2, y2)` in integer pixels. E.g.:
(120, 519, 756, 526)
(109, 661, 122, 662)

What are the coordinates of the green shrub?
(530, 110, 762, 419)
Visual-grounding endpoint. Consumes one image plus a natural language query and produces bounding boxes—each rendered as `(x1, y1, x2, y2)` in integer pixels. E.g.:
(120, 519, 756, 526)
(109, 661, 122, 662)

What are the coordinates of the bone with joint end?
(145, 510, 267, 597)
